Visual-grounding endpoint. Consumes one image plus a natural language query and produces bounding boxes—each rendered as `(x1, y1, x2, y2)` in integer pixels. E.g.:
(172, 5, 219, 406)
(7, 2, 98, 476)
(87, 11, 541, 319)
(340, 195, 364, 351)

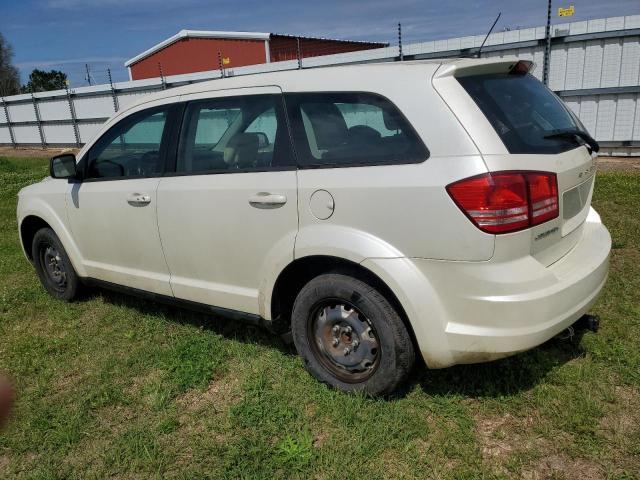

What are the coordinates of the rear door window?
(285, 92, 428, 167)
(458, 73, 587, 154)
(177, 95, 293, 173)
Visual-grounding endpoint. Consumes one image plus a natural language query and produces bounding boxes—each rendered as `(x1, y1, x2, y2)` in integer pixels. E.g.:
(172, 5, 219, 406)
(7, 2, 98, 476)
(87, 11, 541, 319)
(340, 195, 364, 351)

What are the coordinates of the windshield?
(458, 73, 588, 154)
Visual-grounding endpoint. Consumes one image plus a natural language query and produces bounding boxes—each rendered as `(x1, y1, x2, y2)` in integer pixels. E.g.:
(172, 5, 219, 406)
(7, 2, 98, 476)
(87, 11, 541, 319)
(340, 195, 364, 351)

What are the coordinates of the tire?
(32, 227, 82, 301)
(291, 272, 415, 396)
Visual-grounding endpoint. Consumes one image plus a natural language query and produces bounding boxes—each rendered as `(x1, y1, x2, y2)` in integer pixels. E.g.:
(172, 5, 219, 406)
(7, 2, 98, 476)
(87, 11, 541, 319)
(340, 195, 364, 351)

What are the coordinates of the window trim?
(283, 91, 429, 170)
(167, 93, 296, 177)
(82, 104, 181, 182)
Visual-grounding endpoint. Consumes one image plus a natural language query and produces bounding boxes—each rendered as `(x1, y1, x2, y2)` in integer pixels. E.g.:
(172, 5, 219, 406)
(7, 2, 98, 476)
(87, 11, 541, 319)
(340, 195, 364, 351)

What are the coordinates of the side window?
(286, 92, 428, 167)
(177, 95, 291, 173)
(87, 108, 170, 179)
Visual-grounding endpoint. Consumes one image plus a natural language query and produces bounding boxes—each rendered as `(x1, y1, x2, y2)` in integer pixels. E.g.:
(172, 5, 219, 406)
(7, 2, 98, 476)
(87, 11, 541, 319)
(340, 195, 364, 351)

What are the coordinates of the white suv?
(17, 58, 611, 395)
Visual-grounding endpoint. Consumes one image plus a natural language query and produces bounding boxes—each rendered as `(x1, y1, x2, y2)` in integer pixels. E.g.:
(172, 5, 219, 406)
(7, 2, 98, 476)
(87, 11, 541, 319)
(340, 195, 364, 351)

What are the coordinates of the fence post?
(217, 51, 225, 78)
(296, 37, 302, 69)
(398, 23, 403, 61)
(65, 84, 81, 147)
(85, 63, 93, 86)
(1, 97, 17, 148)
(542, 0, 552, 85)
(158, 62, 166, 89)
(30, 90, 46, 149)
(107, 68, 119, 112)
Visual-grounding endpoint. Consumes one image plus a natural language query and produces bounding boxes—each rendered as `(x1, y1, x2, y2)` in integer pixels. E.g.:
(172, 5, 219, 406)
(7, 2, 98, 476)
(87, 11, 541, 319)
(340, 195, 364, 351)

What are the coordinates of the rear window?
(458, 73, 586, 154)
(286, 92, 428, 167)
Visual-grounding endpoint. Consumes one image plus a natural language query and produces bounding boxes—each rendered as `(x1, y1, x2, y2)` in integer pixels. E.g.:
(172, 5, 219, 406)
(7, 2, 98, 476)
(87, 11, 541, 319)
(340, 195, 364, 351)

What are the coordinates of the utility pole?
(542, 0, 552, 85)
(398, 23, 403, 61)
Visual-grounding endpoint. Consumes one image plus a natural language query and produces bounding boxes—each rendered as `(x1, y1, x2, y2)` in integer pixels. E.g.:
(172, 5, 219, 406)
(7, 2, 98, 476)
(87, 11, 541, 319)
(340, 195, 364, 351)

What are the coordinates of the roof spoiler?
(433, 57, 536, 79)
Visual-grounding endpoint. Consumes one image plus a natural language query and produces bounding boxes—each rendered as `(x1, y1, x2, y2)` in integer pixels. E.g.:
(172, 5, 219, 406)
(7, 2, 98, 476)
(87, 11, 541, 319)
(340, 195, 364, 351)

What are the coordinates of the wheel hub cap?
(312, 303, 379, 380)
(43, 246, 67, 288)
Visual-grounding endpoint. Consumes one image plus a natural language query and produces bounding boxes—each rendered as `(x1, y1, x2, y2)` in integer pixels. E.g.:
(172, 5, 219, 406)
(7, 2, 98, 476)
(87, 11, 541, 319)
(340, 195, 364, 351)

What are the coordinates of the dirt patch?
(599, 386, 640, 441)
(476, 413, 544, 461)
(126, 369, 163, 397)
(175, 366, 242, 415)
(95, 404, 138, 433)
(521, 455, 604, 480)
(597, 156, 640, 172)
(0, 146, 79, 159)
(54, 370, 84, 391)
(312, 430, 330, 449)
(0, 455, 10, 474)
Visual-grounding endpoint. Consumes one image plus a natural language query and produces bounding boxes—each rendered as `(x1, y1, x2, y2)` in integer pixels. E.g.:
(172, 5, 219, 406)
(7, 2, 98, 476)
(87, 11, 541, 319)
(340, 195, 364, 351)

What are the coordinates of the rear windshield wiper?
(544, 129, 599, 153)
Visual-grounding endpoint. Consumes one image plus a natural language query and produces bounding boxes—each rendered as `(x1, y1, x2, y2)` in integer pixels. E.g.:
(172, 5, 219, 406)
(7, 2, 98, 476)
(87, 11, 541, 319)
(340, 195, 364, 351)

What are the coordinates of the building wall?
(269, 36, 385, 62)
(129, 37, 267, 80)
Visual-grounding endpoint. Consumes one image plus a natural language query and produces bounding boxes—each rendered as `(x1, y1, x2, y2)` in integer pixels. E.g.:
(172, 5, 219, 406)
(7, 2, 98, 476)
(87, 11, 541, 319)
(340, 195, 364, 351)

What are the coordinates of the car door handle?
(248, 192, 287, 209)
(126, 193, 151, 206)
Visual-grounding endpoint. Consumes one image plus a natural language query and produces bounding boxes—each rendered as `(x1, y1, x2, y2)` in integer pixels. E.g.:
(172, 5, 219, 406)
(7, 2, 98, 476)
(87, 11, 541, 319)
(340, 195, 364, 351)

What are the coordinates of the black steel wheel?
(307, 300, 380, 383)
(32, 227, 82, 301)
(291, 272, 414, 396)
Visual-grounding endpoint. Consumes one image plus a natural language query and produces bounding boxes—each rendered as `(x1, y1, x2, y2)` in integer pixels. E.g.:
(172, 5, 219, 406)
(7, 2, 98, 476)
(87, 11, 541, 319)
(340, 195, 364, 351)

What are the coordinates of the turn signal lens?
(446, 171, 558, 234)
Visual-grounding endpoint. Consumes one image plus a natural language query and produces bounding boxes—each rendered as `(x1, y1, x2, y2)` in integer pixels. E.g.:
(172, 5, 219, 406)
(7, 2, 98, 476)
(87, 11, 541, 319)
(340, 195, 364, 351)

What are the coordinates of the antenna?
(477, 12, 501, 58)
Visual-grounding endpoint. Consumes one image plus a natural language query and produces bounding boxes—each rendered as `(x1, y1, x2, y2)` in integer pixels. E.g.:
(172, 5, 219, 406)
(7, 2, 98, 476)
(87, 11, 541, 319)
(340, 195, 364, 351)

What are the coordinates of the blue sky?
(1, 0, 639, 86)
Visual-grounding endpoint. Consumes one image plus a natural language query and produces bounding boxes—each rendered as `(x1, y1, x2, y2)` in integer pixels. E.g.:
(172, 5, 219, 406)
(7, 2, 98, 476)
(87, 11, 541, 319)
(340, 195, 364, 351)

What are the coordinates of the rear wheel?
(32, 228, 82, 301)
(291, 273, 414, 396)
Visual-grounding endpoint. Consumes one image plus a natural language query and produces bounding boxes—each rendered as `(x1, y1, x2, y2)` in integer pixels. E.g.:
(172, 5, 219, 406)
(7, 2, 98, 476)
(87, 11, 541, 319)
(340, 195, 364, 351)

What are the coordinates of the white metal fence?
(2, 15, 640, 155)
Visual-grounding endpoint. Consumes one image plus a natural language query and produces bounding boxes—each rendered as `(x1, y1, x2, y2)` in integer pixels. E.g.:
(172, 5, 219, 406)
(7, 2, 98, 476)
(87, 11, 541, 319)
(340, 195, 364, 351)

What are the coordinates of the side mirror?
(50, 154, 77, 179)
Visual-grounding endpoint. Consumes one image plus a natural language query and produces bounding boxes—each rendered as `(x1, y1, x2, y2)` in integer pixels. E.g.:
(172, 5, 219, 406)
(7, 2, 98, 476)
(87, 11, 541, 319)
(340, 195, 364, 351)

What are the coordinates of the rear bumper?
(362, 207, 611, 368)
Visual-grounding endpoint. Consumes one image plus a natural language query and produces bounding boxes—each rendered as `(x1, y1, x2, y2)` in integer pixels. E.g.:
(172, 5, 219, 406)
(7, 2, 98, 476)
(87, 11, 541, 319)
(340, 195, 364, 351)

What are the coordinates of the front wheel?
(32, 227, 82, 301)
(291, 273, 415, 396)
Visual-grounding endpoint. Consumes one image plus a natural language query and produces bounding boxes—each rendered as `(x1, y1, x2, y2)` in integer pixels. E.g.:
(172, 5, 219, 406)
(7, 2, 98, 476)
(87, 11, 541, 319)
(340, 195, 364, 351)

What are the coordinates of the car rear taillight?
(527, 173, 559, 225)
(509, 59, 534, 75)
(446, 171, 558, 234)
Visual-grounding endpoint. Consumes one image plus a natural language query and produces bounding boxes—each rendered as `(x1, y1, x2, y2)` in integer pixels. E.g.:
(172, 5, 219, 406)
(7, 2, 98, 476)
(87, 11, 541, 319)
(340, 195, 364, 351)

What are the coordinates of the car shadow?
(89, 287, 298, 356)
(87, 287, 588, 399)
(408, 331, 588, 399)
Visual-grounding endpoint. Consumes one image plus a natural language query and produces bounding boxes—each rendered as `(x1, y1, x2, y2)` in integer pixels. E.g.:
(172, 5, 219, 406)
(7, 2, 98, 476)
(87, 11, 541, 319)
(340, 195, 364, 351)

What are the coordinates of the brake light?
(446, 171, 558, 234)
(527, 172, 559, 225)
(509, 60, 534, 75)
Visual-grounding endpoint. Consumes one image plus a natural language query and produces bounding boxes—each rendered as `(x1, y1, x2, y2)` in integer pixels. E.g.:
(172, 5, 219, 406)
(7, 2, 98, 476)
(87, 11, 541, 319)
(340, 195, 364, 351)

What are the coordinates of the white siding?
(619, 37, 640, 86)
(42, 124, 76, 144)
(583, 40, 604, 88)
(595, 96, 617, 141)
(600, 38, 623, 87)
(613, 94, 636, 141)
(564, 44, 585, 90)
(579, 97, 599, 136)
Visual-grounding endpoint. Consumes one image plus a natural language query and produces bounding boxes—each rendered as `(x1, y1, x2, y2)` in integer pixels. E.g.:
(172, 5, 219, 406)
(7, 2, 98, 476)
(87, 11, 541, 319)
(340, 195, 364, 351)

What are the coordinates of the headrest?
(382, 109, 402, 131)
(300, 103, 349, 149)
(224, 133, 259, 169)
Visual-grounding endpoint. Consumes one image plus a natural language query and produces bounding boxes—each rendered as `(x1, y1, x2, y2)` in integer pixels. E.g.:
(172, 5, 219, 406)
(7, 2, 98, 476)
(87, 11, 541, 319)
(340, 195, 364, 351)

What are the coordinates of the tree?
(22, 69, 68, 93)
(0, 32, 21, 96)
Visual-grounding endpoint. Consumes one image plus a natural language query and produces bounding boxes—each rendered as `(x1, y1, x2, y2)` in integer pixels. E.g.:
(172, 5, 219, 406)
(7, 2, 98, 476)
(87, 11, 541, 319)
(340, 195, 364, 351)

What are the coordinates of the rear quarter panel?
(289, 65, 495, 262)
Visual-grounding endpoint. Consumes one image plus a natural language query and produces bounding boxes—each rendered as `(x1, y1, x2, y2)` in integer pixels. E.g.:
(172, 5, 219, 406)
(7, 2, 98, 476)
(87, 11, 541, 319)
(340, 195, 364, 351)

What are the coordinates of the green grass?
(0, 156, 639, 479)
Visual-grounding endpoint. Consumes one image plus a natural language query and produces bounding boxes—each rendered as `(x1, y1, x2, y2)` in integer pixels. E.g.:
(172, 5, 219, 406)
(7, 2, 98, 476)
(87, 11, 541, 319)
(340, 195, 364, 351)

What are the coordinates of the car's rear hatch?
(433, 58, 597, 266)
